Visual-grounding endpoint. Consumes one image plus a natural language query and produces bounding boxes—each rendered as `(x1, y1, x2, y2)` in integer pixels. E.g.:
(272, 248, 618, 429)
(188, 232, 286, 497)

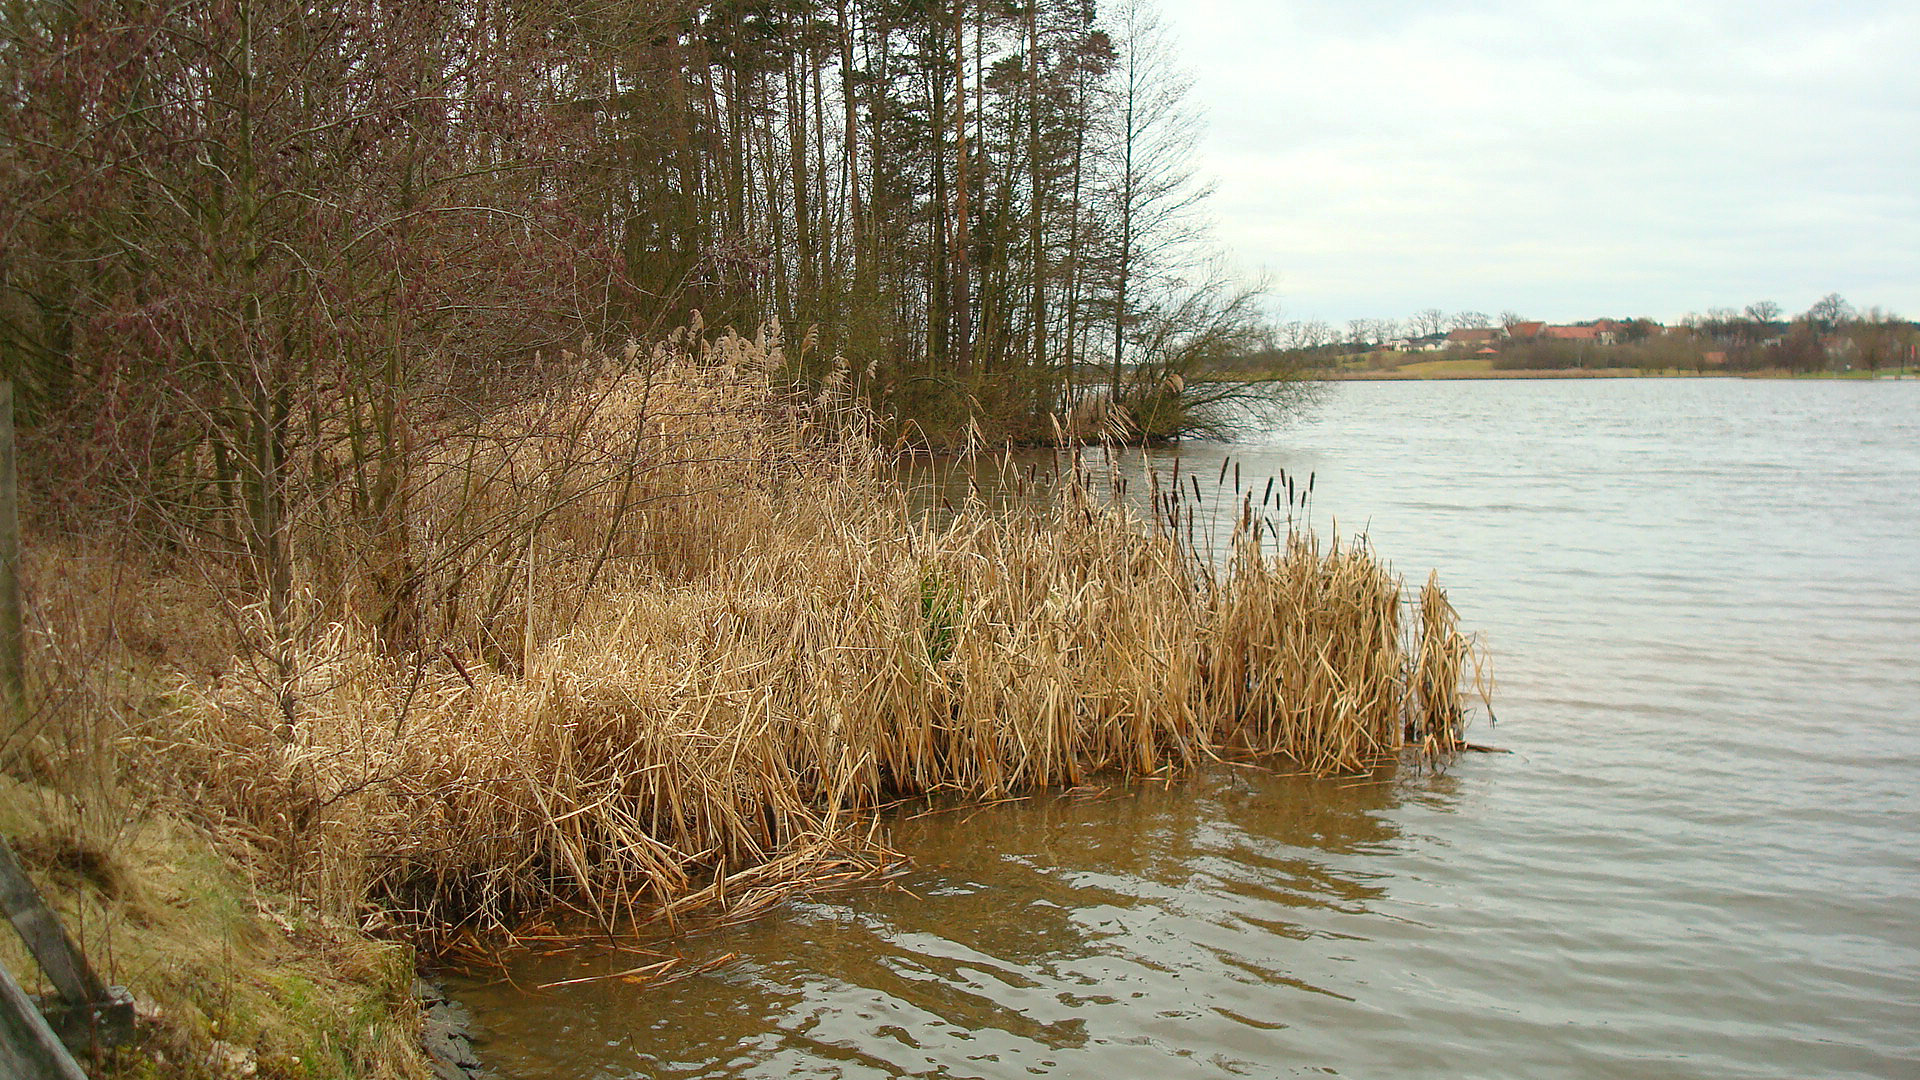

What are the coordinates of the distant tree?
(1744, 300, 1782, 325)
(1849, 308, 1907, 373)
(1775, 320, 1827, 372)
(1616, 318, 1659, 343)
(1275, 320, 1337, 350)
(1347, 317, 1398, 347)
(1409, 308, 1447, 337)
(1804, 293, 1855, 333)
(1499, 310, 1526, 332)
(1449, 311, 1492, 331)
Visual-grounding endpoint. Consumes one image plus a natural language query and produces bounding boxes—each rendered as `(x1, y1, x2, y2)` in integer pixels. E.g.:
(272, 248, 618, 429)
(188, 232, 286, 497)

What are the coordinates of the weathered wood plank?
(0, 960, 89, 1080)
(0, 839, 109, 1010)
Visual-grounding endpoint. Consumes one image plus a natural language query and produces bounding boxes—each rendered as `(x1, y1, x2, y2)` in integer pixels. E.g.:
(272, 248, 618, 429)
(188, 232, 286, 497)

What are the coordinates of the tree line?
(1212, 294, 1915, 375)
(1677, 296, 1913, 373)
(2, 0, 1274, 510)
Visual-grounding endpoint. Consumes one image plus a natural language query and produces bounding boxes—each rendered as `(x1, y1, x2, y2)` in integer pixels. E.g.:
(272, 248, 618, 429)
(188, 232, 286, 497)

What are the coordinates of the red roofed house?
(1507, 321, 1546, 339)
(1544, 325, 1606, 343)
(1446, 328, 1499, 348)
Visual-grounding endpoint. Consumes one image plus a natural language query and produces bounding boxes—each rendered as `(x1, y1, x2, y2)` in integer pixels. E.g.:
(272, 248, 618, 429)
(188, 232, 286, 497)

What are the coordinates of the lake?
(446, 377, 1920, 1079)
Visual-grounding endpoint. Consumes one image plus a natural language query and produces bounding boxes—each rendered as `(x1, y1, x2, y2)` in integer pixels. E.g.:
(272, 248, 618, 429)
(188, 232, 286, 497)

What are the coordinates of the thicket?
(2, 0, 1291, 479)
(1485, 319, 1917, 374)
(7, 334, 1485, 948)
(0, 313, 1473, 1078)
(1489, 339, 1703, 371)
(0, 5, 1465, 1072)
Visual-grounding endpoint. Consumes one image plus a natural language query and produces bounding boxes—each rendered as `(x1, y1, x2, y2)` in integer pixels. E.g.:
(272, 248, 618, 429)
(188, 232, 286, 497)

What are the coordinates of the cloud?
(1164, 0, 1920, 322)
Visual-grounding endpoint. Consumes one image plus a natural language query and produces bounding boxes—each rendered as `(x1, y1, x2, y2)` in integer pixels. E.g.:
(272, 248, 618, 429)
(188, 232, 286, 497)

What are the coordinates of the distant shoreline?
(1316, 367, 1915, 382)
(1328, 367, 1701, 381)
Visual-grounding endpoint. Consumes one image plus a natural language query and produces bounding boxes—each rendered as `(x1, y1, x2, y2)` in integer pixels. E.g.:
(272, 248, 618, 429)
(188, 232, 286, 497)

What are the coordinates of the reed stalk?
(21, 326, 1490, 950)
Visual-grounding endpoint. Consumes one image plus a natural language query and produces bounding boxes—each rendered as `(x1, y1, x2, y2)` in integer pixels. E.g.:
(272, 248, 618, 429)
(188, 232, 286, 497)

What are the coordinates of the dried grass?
(19, 325, 1489, 953)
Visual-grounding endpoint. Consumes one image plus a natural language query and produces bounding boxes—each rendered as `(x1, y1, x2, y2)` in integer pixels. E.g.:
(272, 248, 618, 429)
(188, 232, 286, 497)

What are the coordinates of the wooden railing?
(0, 382, 131, 1078)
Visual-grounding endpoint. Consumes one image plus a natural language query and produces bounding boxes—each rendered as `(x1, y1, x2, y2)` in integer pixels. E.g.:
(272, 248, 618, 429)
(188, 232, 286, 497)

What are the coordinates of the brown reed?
(35, 326, 1488, 951)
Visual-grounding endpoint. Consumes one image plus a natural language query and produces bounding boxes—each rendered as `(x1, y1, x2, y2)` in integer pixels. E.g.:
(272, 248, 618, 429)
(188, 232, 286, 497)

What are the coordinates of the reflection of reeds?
(130, 329, 1488, 949)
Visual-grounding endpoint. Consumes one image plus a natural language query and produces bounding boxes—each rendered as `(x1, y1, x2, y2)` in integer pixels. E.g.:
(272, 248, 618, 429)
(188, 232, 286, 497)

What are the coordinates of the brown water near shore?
(445, 378, 1920, 1079)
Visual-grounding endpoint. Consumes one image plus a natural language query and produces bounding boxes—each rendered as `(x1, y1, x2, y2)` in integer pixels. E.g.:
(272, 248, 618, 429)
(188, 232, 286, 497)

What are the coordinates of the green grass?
(1392, 357, 1496, 376)
(0, 777, 428, 1079)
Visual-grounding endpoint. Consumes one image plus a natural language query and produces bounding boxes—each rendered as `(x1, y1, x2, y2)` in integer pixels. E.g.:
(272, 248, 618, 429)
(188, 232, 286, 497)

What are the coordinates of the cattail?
(113, 325, 1485, 954)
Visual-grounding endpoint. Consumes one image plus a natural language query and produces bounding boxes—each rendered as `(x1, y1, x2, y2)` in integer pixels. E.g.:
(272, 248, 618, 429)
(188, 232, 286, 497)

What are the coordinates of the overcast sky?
(1158, 0, 1919, 327)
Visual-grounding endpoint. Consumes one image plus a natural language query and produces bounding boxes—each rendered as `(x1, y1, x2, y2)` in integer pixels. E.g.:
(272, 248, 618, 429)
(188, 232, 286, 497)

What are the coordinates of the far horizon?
(1279, 301, 1905, 339)
(1160, 0, 1919, 328)
(1278, 297, 1909, 333)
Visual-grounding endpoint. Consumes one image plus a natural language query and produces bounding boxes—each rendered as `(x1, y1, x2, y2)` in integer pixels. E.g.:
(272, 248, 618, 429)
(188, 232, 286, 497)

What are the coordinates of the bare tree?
(1704, 307, 1742, 340)
(1121, 260, 1308, 440)
(1097, 0, 1212, 403)
(1849, 308, 1906, 373)
(1805, 293, 1854, 332)
(1409, 308, 1447, 337)
(1277, 320, 1335, 350)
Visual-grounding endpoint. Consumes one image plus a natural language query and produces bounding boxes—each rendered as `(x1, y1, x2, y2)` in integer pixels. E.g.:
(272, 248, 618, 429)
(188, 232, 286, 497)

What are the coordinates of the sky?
(1157, 0, 1920, 327)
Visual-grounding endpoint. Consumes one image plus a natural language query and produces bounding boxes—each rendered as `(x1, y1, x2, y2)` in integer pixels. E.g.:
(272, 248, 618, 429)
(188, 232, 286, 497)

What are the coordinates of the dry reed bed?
(132, 330, 1487, 949)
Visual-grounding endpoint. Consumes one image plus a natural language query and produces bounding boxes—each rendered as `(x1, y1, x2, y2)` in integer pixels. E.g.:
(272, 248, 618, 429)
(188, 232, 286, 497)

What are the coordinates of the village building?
(1542, 324, 1613, 345)
(1446, 327, 1500, 348)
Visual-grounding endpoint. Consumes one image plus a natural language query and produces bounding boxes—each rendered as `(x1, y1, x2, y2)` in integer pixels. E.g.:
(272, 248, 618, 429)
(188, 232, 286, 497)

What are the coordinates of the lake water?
(447, 378, 1920, 1079)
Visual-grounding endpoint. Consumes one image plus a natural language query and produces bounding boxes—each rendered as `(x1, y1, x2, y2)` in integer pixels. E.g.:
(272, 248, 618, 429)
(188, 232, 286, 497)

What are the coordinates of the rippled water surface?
(450, 379, 1920, 1078)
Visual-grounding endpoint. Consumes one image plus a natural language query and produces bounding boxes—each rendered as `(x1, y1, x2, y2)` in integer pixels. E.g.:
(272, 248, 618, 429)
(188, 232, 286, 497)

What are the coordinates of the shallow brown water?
(447, 379, 1920, 1078)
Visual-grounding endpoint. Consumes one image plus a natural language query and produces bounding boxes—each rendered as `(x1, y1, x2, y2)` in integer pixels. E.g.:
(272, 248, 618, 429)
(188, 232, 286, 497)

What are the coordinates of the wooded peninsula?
(2, 4, 1464, 1079)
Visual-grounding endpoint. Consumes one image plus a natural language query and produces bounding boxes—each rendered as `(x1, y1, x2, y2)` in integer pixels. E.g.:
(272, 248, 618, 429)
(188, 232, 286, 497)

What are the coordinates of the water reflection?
(454, 380, 1920, 1080)
(450, 763, 1447, 1079)
(898, 444, 1358, 571)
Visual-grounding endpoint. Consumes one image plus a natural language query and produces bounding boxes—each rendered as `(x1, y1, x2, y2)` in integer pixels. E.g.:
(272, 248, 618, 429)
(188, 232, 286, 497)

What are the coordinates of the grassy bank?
(5, 329, 1486, 1075)
(0, 777, 424, 1079)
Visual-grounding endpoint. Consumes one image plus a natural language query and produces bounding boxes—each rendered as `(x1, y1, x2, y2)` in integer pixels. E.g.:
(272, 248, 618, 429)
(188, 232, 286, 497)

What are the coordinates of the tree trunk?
(951, 0, 972, 374)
